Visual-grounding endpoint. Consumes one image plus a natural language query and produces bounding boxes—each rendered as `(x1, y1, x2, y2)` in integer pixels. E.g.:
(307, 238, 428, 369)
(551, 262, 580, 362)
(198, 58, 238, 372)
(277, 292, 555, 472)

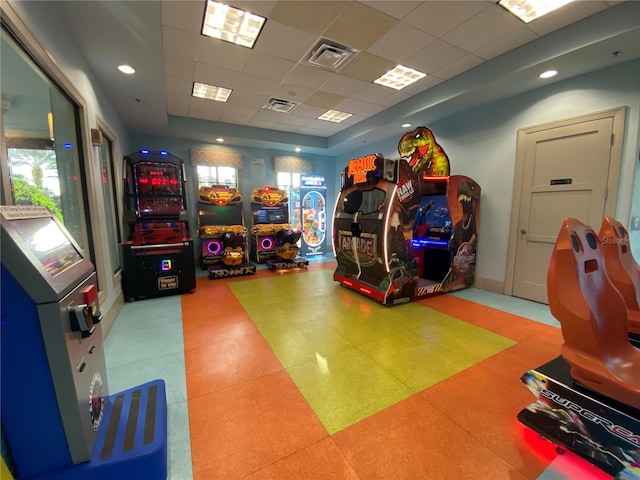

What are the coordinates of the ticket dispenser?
(1, 206, 167, 479)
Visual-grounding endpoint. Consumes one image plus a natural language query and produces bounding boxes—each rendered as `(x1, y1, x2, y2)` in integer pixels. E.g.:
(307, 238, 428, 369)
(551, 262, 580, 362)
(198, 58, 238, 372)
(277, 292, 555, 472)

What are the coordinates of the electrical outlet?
(631, 216, 640, 231)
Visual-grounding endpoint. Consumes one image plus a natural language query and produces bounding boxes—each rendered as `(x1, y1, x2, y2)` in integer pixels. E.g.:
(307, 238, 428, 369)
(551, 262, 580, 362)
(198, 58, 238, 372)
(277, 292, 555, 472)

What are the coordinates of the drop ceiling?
(50, 1, 640, 155)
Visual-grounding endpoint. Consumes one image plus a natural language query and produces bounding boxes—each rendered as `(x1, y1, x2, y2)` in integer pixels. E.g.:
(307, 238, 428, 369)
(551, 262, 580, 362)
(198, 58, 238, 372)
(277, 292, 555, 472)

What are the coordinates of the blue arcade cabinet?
(1, 206, 167, 479)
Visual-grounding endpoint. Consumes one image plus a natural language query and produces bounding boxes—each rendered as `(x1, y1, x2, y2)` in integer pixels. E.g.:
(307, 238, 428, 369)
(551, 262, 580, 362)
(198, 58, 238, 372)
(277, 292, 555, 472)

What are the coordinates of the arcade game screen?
(252, 206, 287, 225)
(8, 217, 83, 277)
(134, 162, 185, 216)
(199, 205, 243, 227)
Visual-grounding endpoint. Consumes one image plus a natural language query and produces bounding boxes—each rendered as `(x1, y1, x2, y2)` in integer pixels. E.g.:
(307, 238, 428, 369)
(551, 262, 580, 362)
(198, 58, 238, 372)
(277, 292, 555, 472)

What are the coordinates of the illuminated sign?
(347, 155, 377, 184)
(161, 259, 172, 271)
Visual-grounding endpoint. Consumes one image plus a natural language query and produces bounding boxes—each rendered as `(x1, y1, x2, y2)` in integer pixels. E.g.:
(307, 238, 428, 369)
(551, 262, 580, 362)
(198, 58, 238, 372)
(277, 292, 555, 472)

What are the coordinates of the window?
(99, 133, 121, 275)
(197, 165, 237, 188)
(1, 25, 95, 265)
(276, 172, 300, 189)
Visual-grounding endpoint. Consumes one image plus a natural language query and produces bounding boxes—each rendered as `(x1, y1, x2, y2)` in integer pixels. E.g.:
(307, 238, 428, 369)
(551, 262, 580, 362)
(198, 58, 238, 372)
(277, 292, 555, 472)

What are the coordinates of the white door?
(510, 109, 624, 304)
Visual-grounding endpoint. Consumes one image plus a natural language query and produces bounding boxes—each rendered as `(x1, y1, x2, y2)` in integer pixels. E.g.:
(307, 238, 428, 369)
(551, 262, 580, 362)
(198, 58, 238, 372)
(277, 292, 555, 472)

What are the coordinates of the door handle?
(520, 229, 527, 234)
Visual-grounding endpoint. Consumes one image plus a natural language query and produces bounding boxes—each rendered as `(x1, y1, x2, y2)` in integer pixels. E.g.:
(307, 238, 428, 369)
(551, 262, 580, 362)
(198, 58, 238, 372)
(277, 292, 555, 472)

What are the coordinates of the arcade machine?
(333, 126, 481, 305)
(121, 149, 196, 301)
(197, 184, 256, 278)
(298, 174, 327, 258)
(249, 186, 308, 270)
(1, 205, 167, 479)
(517, 218, 639, 480)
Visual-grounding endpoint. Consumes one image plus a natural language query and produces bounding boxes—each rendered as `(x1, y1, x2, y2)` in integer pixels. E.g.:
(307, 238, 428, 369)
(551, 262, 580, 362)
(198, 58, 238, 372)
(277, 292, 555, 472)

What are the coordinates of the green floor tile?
(230, 269, 517, 433)
(286, 348, 414, 434)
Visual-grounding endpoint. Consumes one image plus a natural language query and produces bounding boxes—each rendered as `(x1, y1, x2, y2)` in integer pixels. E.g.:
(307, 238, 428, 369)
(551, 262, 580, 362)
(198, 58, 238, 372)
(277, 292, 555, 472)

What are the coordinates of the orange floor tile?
(181, 263, 610, 479)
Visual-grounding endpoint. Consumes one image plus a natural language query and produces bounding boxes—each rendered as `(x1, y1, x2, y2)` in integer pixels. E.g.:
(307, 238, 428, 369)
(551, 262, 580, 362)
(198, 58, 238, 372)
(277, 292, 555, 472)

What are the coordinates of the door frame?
(504, 106, 626, 297)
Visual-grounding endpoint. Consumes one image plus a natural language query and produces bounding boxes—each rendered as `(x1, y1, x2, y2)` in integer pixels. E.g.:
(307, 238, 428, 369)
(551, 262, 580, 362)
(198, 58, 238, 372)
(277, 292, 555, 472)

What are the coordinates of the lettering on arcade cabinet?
(158, 276, 179, 290)
(338, 230, 377, 266)
(347, 155, 378, 184)
(396, 179, 415, 202)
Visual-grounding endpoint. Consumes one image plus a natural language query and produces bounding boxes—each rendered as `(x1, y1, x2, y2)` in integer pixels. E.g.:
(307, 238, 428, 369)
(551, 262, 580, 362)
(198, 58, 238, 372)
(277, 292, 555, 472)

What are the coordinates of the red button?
(82, 285, 96, 305)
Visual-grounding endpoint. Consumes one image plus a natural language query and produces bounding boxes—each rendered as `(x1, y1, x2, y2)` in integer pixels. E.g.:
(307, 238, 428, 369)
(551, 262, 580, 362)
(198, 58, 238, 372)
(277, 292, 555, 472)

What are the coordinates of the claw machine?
(298, 175, 327, 257)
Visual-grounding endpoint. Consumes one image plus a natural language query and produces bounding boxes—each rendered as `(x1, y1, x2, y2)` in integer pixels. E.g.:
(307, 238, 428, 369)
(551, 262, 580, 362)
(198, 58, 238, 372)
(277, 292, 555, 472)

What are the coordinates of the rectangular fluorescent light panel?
(318, 110, 353, 123)
(373, 65, 427, 91)
(192, 82, 232, 102)
(202, 1, 266, 48)
(498, 0, 575, 23)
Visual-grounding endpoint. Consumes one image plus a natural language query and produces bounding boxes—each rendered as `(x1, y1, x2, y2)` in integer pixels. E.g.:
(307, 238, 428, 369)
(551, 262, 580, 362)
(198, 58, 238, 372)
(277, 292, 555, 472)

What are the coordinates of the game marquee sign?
(347, 154, 379, 184)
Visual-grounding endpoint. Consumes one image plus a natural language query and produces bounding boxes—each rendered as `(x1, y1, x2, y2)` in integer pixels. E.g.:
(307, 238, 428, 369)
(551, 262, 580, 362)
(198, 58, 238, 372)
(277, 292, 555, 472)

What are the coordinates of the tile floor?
(104, 260, 612, 480)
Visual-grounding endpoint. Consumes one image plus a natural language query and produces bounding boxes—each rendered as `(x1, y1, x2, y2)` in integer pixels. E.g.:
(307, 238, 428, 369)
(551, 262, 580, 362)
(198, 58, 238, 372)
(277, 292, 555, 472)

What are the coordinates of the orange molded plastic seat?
(547, 218, 640, 409)
(599, 216, 640, 336)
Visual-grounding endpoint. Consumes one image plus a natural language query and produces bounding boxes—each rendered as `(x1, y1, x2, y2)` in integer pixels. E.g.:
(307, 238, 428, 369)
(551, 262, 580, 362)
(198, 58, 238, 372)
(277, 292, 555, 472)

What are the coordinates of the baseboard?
(473, 276, 505, 294)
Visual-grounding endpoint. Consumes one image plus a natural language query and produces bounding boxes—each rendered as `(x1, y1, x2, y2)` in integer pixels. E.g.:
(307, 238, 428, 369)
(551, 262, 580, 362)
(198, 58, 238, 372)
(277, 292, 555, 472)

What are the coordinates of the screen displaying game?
(252, 206, 287, 225)
(198, 204, 243, 227)
(8, 217, 83, 277)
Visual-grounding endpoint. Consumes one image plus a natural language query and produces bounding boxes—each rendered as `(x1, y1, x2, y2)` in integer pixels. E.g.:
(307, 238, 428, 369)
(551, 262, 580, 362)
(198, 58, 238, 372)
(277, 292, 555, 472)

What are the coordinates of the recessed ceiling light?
(295, 147, 301, 153)
(192, 82, 232, 102)
(401, 123, 412, 128)
(498, 0, 575, 23)
(317, 110, 353, 123)
(216, 137, 225, 142)
(117, 64, 135, 75)
(539, 69, 558, 79)
(374, 65, 427, 91)
(202, 1, 266, 49)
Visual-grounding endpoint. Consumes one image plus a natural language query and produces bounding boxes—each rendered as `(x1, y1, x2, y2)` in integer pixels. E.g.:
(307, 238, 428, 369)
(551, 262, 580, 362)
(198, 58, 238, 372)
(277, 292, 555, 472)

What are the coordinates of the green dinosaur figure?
(397, 126, 450, 177)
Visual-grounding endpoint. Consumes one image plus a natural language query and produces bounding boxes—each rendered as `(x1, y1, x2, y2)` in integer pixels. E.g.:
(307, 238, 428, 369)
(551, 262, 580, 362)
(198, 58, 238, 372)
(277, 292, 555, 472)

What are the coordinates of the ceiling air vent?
(307, 40, 358, 72)
(262, 98, 299, 113)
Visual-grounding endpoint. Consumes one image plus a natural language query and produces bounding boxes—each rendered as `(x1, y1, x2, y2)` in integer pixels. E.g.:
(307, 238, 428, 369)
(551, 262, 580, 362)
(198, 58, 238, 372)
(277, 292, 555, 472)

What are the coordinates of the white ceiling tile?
(339, 52, 396, 83)
(271, 83, 315, 103)
(284, 65, 334, 90)
(394, 74, 444, 97)
(405, 40, 469, 74)
(166, 91, 190, 116)
(231, 1, 277, 18)
(243, 52, 296, 81)
(320, 75, 370, 98)
(349, 82, 394, 104)
(219, 109, 255, 124)
(194, 63, 241, 89)
(431, 54, 483, 80)
(324, 2, 398, 51)
(253, 21, 318, 62)
(291, 104, 330, 119)
(164, 57, 196, 81)
(374, 90, 412, 108)
(404, 1, 491, 38)
(474, 28, 538, 60)
(162, 26, 198, 61)
(226, 90, 267, 109)
(334, 98, 385, 116)
(234, 73, 280, 96)
(368, 23, 436, 63)
(443, 5, 525, 53)
(361, 1, 421, 19)
(253, 109, 290, 123)
(276, 114, 313, 127)
(160, 1, 204, 34)
(269, 1, 347, 36)
(165, 75, 192, 94)
(196, 36, 252, 72)
(189, 96, 224, 121)
(222, 104, 258, 118)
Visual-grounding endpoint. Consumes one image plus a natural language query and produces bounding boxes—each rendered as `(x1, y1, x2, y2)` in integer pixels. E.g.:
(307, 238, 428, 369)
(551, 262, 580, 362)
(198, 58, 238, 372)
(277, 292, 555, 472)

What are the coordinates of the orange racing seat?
(598, 216, 640, 336)
(547, 218, 640, 409)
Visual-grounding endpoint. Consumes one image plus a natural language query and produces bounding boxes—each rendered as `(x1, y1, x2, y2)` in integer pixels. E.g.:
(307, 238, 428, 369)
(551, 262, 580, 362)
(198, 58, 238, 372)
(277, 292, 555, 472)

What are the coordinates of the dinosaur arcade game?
(197, 184, 256, 278)
(333, 126, 480, 305)
(249, 186, 308, 270)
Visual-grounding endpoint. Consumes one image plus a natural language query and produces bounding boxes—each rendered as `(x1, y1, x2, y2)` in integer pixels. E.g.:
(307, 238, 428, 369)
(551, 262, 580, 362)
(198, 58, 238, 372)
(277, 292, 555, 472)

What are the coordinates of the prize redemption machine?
(0, 206, 167, 479)
(121, 150, 196, 301)
(287, 175, 328, 257)
(249, 186, 309, 270)
(333, 126, 480, 304)
(197, 184, 256, 278)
